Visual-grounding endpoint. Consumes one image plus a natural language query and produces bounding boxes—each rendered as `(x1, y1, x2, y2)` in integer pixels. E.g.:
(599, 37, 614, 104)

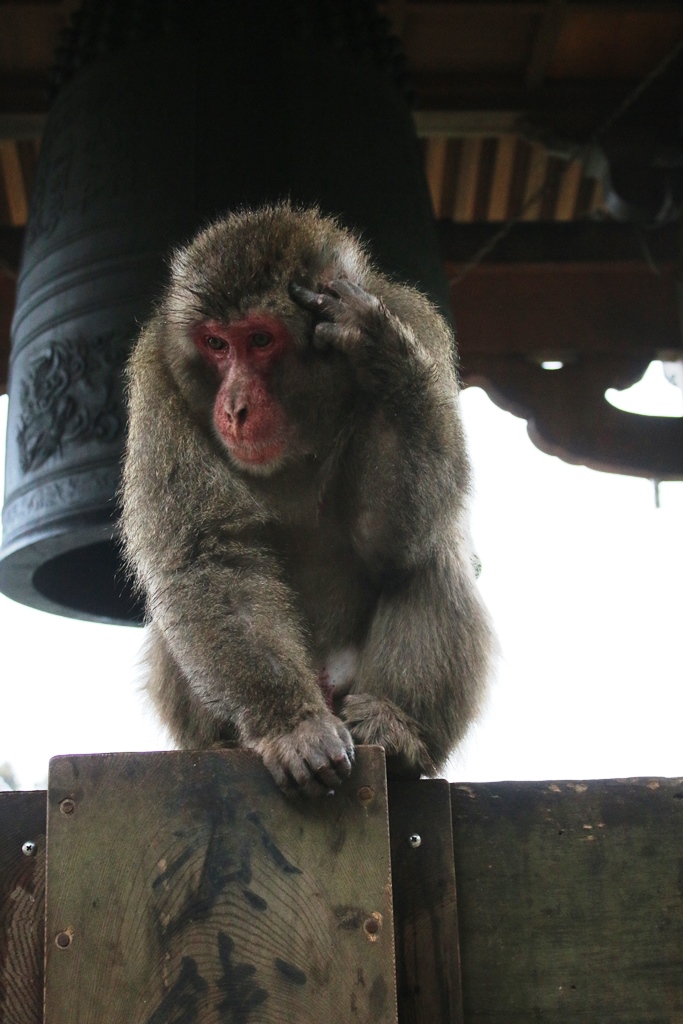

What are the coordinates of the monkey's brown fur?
(121, 204, 495, 795)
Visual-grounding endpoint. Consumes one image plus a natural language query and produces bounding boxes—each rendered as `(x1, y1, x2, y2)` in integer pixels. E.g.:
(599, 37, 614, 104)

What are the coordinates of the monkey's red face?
(193, 314, 297, 472)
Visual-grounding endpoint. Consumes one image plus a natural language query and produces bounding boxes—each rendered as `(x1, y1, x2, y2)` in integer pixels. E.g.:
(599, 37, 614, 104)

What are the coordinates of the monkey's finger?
(336, 722, 357, 767)
(261, 753, 293, 793)
(307, 727, 354, 788)
(287, 752, 332, 797)
(314, 766, 344, 789)
(325, 730, 356, 777)
(313, 322, 363, 353)
(263, 751, 326, 798)
(288, 281, 340, 320)
(308, 754, 347, 790)
(327, 278, 371, 302)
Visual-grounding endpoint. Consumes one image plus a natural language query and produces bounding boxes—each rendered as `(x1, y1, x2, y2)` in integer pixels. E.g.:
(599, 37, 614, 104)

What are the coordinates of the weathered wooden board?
(389, 778, 463, 1024)
(45, 747, 397, 1024)
(0, 790, 46, 1024)
(451, 778, 683, 1024)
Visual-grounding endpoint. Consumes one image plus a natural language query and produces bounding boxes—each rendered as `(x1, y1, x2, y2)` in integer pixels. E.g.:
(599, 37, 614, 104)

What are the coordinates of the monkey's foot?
(248, 711, 355, 798)
(339, 694, 436, 778)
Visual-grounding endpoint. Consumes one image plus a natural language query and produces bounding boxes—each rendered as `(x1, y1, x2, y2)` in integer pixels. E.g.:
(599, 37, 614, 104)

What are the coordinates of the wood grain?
(0, 790, 46, 1024)
(45, 748, 397, 1024)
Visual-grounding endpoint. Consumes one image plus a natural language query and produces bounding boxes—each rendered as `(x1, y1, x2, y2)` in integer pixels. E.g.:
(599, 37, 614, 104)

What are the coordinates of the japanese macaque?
(121, 204, 494, 796)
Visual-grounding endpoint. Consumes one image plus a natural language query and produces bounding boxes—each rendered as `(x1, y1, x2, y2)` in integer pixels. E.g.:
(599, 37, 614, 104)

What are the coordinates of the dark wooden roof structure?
(1, 0, 682, 476)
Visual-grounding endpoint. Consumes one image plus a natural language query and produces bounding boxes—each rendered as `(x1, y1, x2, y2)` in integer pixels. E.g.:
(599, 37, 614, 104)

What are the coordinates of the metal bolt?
(60, 799, 76, 816)
(22, 840, 36, 857)
(55, 931, 73, 949)
(356, 786, 375, 805)
(363, 914, 382, 941)
(408, 833, 422, 848)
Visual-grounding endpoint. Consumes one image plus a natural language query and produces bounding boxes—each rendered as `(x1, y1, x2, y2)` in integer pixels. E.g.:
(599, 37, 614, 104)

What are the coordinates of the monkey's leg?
(341, 547, 494, 776)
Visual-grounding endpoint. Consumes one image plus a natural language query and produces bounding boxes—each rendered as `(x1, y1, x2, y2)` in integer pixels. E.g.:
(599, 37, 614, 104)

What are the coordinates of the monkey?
(121, 203, 495, 797)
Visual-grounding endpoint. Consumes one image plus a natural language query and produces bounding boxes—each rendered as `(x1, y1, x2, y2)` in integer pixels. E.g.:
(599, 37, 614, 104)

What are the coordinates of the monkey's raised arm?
(121, 325, 354, 796)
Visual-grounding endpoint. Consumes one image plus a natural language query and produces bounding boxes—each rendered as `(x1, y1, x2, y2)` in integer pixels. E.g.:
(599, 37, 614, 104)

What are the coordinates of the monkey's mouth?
(227, 437, 291, 471)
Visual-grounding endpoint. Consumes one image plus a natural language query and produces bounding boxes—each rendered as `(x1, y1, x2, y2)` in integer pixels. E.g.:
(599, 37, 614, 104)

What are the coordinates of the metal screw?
(356, 786, 375, 805)
(22, 840, 36, 857)
(60, 799, 76, 816)
(363, 914, 382, 940)
(408, 833, 422, 848)
(55, 931, 73, 949)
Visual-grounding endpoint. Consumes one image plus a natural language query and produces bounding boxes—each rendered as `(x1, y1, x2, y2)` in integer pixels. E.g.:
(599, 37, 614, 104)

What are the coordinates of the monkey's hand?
(339, 694, 436, 779)
(248, 710, 355, 798)
(289, 279, 411, 390)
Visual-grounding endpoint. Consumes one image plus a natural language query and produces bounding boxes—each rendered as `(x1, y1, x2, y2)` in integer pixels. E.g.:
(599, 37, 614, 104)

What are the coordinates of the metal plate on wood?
(45, 748, 396, 1024)
(451, 778, 683, 1024)
(0, 790, 46, 1024)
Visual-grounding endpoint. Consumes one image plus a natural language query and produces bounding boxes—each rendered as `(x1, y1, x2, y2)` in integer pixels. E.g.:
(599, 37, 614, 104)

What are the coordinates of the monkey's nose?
(227, 404, 248, 427)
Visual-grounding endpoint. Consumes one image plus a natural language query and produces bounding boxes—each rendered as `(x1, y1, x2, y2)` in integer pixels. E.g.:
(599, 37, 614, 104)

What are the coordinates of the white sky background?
(0, 369, 681, 790)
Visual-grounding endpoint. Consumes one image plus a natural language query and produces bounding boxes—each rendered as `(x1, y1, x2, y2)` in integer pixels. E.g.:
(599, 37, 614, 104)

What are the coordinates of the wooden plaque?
(45, 748, 397, 1024)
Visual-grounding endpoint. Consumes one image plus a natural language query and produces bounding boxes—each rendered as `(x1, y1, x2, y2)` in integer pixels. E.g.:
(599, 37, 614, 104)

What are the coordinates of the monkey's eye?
(205, 335, 228, 351)
(250, 332, 273, 349)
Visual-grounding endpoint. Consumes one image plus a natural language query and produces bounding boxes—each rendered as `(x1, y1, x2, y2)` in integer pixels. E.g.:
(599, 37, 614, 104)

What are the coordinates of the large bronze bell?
(0, 0, 449, 623)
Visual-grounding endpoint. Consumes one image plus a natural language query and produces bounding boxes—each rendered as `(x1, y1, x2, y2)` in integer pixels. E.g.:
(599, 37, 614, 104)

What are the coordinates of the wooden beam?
(412, 79, 648, 138)
(424, 135, 449, 218)
(381, 2, 683, 15)
(413, 110, 522, 137)
(587, 175, 605, 215)
(385, 0, 409, 37)
(525, 0, 567, 87)
(453, 137, 482, 222)
(553, 157, 584, 220)
(487, 135, 517, 220)
(437, 219, 678, 264)
(451, 264, 680, 358)
(521, 142, 549, 220)
(442, 220, 683, 477)
(0, 140, 29, 224)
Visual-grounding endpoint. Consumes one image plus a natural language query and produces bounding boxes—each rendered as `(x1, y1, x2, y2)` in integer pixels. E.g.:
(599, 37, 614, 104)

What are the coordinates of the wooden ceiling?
(1, 2, 681, 234)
